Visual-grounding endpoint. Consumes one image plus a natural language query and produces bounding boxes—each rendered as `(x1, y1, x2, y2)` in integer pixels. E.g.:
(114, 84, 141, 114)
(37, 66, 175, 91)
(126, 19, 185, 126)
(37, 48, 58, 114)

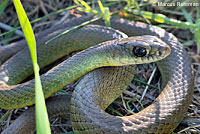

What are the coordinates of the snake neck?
(0, 40, 120, 109)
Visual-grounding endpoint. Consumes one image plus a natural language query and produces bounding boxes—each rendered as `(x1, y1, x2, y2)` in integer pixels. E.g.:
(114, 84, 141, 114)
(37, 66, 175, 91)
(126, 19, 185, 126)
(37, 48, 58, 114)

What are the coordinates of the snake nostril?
(159, 51, 162, 56)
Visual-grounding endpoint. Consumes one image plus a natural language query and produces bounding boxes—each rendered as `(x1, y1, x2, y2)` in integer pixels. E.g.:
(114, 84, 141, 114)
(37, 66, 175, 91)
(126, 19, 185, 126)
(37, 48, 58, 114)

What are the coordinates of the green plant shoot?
(13, 0, 51, 133)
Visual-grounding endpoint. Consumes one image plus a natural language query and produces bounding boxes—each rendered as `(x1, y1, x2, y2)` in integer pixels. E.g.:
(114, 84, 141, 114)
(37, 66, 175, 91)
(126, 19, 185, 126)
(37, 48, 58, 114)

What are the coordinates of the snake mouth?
(140, 45, 171, 63)
(149, 42, 171, 59)
(154, 50, 170, 60)
(139, 35, 171, 60)
(158, 44, 171, 58)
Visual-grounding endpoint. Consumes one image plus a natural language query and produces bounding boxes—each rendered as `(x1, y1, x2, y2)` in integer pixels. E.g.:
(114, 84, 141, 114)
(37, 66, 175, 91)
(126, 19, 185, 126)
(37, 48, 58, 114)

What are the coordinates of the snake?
(0, 16, 193, 134)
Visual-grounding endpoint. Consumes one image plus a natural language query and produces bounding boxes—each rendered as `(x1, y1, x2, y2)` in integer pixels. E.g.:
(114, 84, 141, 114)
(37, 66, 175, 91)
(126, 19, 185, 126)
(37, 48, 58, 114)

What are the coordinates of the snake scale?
(0, 16, 193, 134)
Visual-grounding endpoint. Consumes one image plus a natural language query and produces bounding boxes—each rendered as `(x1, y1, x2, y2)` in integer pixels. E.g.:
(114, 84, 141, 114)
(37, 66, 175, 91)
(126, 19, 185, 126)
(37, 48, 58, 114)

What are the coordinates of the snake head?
(111, 35, 171, 65)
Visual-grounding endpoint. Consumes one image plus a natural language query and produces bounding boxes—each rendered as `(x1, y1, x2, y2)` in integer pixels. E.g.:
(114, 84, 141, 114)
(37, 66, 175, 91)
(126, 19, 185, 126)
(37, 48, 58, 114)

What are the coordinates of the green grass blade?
(75, 0, 91, 9)
(98, 0, 111, 27)
(98, 0, 105, 14)
(196, 6, 200, 20)
(181, 8, 193, 25)
(133, 78, 159, 90)
(46, 17, 101, 44)
(103, 7, 111, 27)
(182, 40, 194, 46)
(129, 9, 196, 29)
(13, 0, 36, 63)
(107, 106, 123, 116)
(13, 0, 51, 133)
(125, 0, 140, 10)
(195, 19, 200, 53)
(126, 97, 144, 110)
(0, 0, 9, 16)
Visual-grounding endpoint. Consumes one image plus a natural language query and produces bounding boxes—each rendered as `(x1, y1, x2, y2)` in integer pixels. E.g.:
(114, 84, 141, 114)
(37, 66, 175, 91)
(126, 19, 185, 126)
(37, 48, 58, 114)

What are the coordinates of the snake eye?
(133, 47, 147, 57)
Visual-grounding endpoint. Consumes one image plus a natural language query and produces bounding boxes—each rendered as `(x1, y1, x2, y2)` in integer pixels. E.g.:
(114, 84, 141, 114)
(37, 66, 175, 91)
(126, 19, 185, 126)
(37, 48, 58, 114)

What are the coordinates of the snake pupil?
(133, 47, 147, 57)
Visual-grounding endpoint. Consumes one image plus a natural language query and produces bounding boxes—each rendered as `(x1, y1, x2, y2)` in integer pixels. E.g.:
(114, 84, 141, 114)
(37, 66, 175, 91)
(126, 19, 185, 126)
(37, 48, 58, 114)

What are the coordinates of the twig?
(54, 11, 71, 25)
(121, 94, 135, 114)
(0, 22, 24, 37)
(177, 124, 200, 134)
(140, 67, 157, 101)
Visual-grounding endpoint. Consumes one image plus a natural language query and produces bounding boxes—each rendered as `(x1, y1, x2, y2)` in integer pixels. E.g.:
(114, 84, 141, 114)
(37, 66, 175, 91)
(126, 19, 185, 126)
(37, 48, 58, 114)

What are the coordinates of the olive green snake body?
(0, 16, 193, 134)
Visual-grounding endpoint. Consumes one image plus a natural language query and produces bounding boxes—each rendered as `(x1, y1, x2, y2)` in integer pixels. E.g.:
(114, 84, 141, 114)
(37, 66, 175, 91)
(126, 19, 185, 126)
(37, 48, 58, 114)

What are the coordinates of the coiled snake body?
(0, 16, 193, 134)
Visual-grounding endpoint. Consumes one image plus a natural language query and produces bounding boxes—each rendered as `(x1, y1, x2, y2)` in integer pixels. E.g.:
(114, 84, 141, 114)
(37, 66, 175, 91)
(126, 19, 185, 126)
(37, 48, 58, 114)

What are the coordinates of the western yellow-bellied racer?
(0, 16, 193, 134)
